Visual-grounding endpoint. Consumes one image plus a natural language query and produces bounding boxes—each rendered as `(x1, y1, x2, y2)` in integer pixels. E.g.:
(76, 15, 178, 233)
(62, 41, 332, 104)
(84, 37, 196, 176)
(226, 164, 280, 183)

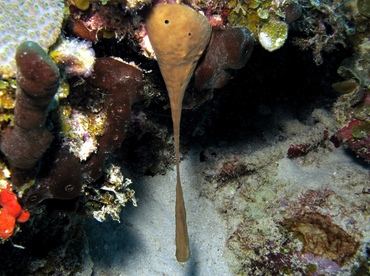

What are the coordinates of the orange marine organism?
(0, 185, 30, 240)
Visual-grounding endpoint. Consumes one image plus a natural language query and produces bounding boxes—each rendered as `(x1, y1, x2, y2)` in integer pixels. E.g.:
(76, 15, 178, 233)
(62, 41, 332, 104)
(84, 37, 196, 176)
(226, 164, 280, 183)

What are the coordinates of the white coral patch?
(0, 0, 64, 79)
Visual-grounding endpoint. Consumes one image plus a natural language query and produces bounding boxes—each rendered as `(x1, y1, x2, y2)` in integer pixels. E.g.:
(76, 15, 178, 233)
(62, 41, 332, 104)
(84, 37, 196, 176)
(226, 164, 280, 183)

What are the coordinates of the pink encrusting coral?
(335, 119, 370, 161)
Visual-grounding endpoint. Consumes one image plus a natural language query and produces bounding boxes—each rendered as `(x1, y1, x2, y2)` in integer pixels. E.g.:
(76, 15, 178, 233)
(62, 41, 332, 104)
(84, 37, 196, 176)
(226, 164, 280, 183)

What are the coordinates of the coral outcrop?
(226, 0, 292, 52)
(22, 57, 144, 207)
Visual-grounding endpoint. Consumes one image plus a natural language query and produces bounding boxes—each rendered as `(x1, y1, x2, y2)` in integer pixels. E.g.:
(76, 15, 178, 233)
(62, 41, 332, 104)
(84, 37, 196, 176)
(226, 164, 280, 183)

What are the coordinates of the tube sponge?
(195, 27, 254, 91)
(0, 41, 60, 186)
(82, 57, 144, 182)
(22, 149, 82, 207)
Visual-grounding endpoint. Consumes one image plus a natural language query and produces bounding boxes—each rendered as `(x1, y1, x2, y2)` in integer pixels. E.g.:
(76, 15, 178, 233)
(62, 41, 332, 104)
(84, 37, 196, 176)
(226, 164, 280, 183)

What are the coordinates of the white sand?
(85, 152, 233, 275)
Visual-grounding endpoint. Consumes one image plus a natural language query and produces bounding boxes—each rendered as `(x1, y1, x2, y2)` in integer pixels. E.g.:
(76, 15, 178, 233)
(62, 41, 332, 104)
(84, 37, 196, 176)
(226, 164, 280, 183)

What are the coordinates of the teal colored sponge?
(0, 0, 64, 79)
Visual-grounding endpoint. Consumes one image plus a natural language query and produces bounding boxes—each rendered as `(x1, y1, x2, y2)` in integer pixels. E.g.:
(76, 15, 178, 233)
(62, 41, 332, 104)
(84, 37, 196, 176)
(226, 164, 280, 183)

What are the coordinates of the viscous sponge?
(0, 0, 64, 79)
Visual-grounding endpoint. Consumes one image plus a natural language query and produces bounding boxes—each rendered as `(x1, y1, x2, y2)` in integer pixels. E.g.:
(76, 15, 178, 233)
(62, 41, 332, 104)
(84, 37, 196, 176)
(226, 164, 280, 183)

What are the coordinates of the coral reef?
(333, 37, 370, 161)
(0, 42, 143, 209)
(67, 1, 138, 42)
(21, 149, 83, 207)
(22, 57, 144, 207)
(0, 211, 92, 274)
(292, 0, 354, 65)
(91, 163, 137, 223)
(226, 0, 292, 52)
(49, 37, 96, 78)
(282, 212, 359, 266)
(358, 0, 370, 18)
(0, 78, 16, 128)
(0, 0, 370, 274)
(198, 106, 369, 274)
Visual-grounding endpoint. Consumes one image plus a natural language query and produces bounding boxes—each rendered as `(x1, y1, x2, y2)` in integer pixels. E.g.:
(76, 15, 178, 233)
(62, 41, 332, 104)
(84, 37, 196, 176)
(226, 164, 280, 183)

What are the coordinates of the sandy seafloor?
(82, 127, 370, 275)
(84, 149, 234, 275)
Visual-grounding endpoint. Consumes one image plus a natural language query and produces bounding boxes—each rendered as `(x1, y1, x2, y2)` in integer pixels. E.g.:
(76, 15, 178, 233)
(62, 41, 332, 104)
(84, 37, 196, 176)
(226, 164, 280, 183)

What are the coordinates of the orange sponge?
(0, 186, 30, 240)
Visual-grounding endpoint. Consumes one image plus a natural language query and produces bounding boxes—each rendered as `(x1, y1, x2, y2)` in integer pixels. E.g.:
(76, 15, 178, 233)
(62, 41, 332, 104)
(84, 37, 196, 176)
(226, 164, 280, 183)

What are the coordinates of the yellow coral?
(74, 0, 90, 10)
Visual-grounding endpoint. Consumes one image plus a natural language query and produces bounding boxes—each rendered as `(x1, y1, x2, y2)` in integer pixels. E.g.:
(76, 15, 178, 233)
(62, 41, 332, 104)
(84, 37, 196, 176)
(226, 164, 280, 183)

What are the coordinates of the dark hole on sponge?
(29, 195, 38, 202)
(164, 19, 169, 24)
(65, 184, 75, 193)
(188, 33, 191, 36)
